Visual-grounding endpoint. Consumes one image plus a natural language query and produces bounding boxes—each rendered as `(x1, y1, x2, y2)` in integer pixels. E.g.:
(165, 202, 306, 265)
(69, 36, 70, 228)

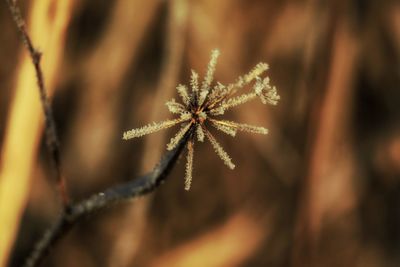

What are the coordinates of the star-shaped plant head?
(123, 49, 280, 190)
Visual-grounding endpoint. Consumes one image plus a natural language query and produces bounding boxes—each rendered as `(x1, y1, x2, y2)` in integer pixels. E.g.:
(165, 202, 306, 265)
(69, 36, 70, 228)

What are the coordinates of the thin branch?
(23, 131, 191, 267)
(5, 0, 68, 204)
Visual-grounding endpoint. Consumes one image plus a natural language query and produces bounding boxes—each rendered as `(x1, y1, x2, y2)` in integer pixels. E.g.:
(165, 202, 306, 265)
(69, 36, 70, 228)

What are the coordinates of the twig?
(23, 130, 192, 267)
(5, 0, 68, 205)
(6, 2, 192, 266)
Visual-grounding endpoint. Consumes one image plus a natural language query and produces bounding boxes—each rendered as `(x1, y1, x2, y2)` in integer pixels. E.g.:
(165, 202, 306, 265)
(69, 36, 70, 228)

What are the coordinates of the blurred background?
(1, 0, 400, 266)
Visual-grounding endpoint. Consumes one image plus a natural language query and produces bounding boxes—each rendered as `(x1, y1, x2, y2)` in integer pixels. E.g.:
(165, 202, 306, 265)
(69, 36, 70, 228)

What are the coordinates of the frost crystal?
(123, 49, 280, 190)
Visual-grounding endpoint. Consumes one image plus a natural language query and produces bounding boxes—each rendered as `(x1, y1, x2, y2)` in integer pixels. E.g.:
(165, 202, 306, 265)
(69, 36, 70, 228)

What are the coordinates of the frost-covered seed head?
(122, 49, 279, 190)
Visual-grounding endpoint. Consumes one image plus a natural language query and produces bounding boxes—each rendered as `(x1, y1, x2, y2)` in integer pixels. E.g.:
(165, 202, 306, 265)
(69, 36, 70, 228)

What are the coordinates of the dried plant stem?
(5, 0, 68, 205)
(1, 1, 73, 266)
(23, 133, 190, 267)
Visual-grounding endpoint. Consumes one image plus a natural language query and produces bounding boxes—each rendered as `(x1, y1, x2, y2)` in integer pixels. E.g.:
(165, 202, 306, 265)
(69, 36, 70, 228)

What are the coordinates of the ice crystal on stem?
(123, 49, 280, 190)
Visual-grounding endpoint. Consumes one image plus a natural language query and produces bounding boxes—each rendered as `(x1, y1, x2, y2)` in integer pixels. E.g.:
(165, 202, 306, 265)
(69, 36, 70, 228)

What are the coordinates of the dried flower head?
(123, 49, 280, 190)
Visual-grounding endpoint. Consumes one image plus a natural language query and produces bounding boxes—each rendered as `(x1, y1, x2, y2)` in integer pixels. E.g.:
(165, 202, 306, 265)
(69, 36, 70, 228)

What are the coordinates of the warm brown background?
(1, 0, 400, 266)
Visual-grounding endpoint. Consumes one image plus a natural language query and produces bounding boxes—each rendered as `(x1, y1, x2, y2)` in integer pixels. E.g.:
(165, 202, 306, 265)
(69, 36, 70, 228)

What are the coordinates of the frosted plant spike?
(196, 124, 205, 142)
(190, 69, 200, 102)
(217, 62, 269, 100)
(123, 118, 189, 140)
(231, 62, 269, 91)
(209, 119, 237, 137)
(176, 84, 191, 107)
(185, 139, 194, 190)
(242, 62, 269, 85)
(260, 85, 280, 105)
(210, 119, 268, 135)
(199, 49, 220, 106)
(166, 98, 185, 114)
(204, 128, 235, 169)
(212, 92, 258, 115)
(167, 122, 193, 151)
(254, 77, 280, 105)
